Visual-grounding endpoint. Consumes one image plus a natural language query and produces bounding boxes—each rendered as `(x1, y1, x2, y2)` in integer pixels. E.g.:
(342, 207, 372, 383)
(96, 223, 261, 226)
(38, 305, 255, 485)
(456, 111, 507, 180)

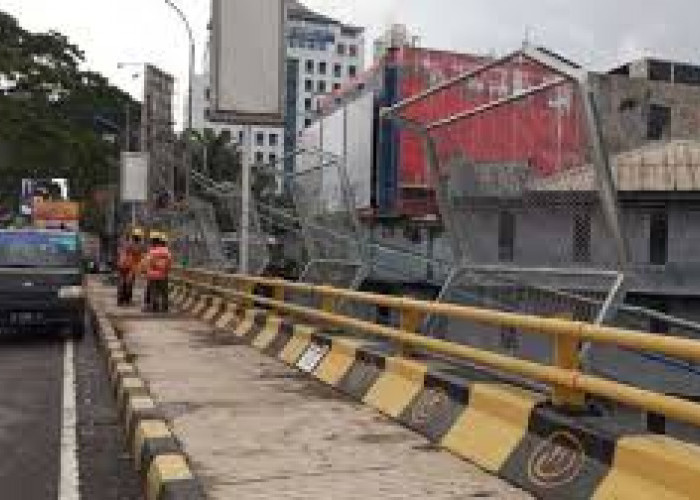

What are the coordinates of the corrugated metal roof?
(529, 140, 700, 192)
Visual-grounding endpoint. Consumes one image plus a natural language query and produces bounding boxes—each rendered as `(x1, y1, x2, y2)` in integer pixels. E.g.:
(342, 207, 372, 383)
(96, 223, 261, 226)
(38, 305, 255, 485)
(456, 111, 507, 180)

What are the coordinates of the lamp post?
(162, 0, 195, 211)
(163, 0, 195, 133)
(116, 62, 147, 228)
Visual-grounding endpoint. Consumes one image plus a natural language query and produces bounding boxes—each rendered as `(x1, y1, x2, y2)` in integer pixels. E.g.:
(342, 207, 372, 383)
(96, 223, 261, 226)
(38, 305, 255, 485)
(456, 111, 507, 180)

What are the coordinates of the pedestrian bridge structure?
(87, 269, 700, 500)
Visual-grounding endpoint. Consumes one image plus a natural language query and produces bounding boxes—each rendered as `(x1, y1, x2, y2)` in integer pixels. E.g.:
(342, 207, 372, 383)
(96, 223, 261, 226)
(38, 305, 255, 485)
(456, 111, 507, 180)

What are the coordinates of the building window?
(573, 212, 591, 263)
(498, 211, 515, 262)
(348, 65, 357, 78)
(255, 151, 264, 163)
(337, 43, 346, 55)
(647, 104, 671, 140)
(255, 132, 264, 146)
(304, 97, 312, 111)
(318, 80, 327, 93)
(649, 210, 668, 265)
(318, 61, 327, 75)
(305, 79, 313, 92)
(269, 153, 277, 165)
(349, 44, 358, 57)
(304, 118, 312, 128)
(238, 131, 244, 143)
(306, 59, 314, 74)
(334, 63, 342, 78)
(333, 83, 341, 91)
(269, 133, 278, 147)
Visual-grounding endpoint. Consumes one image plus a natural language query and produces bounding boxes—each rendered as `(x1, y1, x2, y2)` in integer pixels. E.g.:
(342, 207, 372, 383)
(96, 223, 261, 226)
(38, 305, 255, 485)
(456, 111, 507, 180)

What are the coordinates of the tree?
(188, 128, 241, 184)
(0, 10, 139, 219)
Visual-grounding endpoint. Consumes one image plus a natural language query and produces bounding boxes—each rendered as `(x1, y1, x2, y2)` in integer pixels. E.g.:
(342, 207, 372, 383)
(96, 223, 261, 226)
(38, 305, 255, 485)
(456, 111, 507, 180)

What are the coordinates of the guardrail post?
(241, 282, 255, 309)
(321, 293, 336, 313)
(399, 306, 424, 357)
(552, 334, 586, 409)
(272, 284, 285, 303)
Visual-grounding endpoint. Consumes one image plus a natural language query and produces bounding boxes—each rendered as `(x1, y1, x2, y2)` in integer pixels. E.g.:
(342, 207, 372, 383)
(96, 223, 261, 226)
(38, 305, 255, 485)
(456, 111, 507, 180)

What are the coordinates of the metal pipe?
(163, 0, 194, 131)
(175, 270, 700, 363)
(426, 77, 567, 131)
(381, 49, 524, 118)
(177, 277, 700, 429)
(240, 124, 252, 274)
(580, 79, 630, 268)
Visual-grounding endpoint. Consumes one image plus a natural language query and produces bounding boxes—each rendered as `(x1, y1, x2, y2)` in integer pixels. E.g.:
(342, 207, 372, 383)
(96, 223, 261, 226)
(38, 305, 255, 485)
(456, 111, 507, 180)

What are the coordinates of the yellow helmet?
(150, 231, 169, 244)
(131, 227, 145, 239)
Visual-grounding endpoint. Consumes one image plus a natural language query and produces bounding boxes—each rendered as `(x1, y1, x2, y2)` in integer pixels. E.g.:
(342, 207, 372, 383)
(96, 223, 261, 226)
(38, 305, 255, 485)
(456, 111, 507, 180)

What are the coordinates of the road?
(0, 328, 142, 499)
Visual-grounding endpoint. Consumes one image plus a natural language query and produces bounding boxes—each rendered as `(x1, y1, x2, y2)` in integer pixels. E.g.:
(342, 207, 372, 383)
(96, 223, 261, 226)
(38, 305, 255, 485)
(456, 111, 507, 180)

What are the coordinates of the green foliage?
(0, 10, 138, 217)
(187, 128, 297, 237)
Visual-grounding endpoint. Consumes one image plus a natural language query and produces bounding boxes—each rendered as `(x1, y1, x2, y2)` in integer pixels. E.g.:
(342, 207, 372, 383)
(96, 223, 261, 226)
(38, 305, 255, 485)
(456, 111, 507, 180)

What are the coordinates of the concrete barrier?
(88, 292, 205, 500)
(171, 281, 700, 499)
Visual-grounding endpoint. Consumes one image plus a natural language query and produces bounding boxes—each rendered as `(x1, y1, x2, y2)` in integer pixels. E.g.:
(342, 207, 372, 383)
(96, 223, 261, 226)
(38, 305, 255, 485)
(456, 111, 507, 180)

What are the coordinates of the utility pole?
(124, 104, 130, 152)
(163, 0, 195, 197)
(240, 125, 252, 274)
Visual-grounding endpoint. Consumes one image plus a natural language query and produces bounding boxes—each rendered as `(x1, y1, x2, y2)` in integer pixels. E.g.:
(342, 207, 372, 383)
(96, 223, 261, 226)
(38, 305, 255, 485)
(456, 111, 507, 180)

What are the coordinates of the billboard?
(120, 152, 149, 202)
(345, 93, 375, 210)
(32, 200, 80, 231)
(20, 178, 69, 216)
(210, 0, 285, 125)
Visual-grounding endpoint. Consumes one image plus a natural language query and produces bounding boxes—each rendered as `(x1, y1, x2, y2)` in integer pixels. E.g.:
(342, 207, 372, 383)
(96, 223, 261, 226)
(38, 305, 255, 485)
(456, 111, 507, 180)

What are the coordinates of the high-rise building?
(193, 0, 365, 190)
(141, 64, 176, 205)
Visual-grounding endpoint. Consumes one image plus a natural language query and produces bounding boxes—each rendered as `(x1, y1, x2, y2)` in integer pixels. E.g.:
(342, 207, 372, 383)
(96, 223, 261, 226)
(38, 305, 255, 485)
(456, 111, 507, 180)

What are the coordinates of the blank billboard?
(210, 0, 285, 125)
(346, 93, 374, 210)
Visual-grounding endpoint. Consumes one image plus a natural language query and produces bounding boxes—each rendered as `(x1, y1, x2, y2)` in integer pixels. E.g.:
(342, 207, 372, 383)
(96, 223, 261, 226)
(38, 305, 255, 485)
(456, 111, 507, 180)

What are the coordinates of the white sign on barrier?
(296, 343, 329, 373)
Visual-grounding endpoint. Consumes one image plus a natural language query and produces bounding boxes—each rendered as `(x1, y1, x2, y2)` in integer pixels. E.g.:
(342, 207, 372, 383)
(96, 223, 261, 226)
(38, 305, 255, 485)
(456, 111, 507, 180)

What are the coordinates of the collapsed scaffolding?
(157, 45, 700, 399)
(381, 44, 700, 396)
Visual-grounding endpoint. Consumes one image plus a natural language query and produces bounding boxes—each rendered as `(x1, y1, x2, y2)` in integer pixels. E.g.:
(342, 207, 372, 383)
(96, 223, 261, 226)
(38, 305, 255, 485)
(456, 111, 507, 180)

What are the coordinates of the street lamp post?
(163, 0, 195, 133)
(116, 62, 147, 228)
(116, 62, 145, 152)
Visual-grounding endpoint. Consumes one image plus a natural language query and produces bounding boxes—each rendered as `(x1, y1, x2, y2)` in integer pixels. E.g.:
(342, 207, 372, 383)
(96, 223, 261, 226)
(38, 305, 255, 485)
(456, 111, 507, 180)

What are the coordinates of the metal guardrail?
(172, 267, 700, 429)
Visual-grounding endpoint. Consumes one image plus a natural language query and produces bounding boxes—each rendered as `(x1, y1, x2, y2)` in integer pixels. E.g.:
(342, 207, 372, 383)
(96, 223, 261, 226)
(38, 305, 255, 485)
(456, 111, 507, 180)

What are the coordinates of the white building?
(193, 1, 364, 187)
(285, 1, 364, 133)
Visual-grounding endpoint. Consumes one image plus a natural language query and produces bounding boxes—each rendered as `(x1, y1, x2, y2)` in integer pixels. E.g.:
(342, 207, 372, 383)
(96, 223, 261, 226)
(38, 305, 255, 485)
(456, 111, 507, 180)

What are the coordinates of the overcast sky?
(0, 0, 696, 127)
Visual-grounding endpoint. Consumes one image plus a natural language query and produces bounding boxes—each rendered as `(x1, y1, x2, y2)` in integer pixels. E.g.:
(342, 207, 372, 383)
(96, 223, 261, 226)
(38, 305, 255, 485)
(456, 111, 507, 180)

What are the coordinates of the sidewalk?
(88, 279, 529, 499)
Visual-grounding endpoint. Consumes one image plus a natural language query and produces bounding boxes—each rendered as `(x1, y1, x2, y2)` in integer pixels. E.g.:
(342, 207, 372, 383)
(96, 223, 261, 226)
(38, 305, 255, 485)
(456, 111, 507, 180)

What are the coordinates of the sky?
(1, 0, 697, 128)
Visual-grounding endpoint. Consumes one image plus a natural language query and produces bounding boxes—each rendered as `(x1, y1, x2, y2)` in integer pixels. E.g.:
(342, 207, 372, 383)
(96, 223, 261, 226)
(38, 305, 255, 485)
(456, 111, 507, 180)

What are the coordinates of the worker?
(116, 228, 144, 306)
(143, 231, 173, 313)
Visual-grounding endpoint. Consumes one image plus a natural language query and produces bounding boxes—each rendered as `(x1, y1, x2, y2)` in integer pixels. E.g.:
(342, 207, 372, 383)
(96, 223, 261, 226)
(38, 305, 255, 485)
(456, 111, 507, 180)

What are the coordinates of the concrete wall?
(593, 74, 700, 154)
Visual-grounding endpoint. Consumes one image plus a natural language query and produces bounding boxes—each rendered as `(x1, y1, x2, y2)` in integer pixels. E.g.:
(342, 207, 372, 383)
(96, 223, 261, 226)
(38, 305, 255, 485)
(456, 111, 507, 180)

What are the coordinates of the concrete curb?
(171, 281, 700, 500)
(88, 292, 207, 500)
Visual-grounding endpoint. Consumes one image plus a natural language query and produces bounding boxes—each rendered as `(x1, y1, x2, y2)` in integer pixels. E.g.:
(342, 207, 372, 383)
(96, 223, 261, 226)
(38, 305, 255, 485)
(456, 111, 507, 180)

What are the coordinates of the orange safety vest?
(117, 243, 143, 276)
(145, 246, 173, 280)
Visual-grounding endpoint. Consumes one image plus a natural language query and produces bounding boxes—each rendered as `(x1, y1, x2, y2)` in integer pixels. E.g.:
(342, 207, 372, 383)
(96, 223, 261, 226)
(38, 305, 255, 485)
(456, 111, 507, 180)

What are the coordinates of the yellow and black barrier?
(168, 274, 700, 500)
(87, 290, 205, 500)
